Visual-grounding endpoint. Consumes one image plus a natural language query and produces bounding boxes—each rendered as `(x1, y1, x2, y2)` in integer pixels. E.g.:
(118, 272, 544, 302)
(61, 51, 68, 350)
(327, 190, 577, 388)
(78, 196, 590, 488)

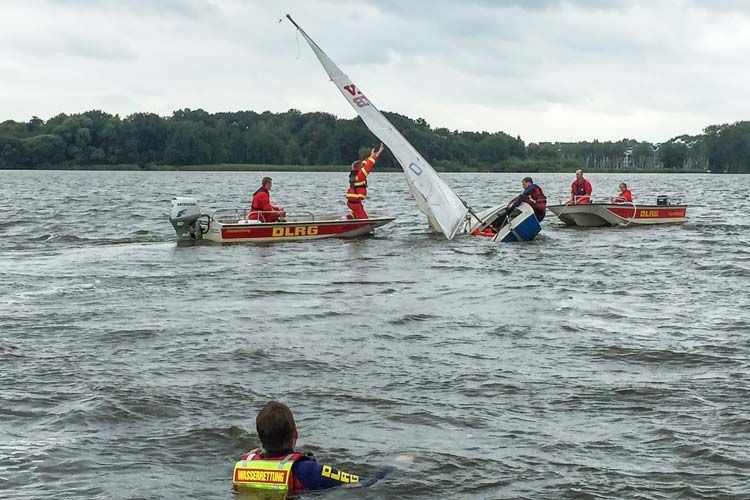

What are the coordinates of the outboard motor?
(170, 197, 206, 241)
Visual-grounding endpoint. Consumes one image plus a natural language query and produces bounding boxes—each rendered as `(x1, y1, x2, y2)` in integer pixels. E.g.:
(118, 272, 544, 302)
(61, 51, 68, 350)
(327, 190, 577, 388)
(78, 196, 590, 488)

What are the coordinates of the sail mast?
(287, 15, 470, 239)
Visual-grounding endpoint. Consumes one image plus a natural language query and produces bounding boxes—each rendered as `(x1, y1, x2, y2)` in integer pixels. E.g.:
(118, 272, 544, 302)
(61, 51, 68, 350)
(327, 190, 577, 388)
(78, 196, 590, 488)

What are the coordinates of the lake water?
(1, 170, 749, 499)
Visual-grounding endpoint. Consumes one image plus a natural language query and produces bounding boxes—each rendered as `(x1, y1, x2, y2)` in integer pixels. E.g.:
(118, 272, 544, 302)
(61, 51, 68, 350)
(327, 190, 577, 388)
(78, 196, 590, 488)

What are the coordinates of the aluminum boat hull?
(547, 203, 687, 227)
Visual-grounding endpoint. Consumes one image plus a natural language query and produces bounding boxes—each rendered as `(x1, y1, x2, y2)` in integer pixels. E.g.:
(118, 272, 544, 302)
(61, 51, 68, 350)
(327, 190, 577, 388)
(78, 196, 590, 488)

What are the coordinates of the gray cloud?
(1, 0, 749, 142)
(8, 34, 137, 61)
(53, 0, 219, 18)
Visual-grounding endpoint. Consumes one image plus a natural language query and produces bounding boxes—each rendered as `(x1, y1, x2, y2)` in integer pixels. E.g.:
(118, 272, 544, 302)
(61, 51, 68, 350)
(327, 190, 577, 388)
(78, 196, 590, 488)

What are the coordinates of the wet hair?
(620, 182, 628, 189)
(523, 177, 533, 183)
(262, 177, 272, 187)
(256, 401, 295, 452)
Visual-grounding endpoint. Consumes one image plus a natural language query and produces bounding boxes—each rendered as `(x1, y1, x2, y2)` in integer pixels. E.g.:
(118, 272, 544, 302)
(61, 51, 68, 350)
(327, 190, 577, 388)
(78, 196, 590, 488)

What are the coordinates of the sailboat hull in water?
(495, 207, 541, 242)
(470, 204, 541, 242)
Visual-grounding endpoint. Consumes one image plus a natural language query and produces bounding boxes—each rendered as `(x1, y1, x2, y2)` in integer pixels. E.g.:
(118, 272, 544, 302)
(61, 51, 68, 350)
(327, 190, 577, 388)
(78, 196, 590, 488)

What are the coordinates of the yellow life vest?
(233, 452, 301, 493)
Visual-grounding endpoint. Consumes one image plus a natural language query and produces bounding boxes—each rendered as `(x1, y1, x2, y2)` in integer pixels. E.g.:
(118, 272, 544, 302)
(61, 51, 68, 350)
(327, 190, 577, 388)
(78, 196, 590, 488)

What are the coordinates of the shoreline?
(1, 163, 711, 174)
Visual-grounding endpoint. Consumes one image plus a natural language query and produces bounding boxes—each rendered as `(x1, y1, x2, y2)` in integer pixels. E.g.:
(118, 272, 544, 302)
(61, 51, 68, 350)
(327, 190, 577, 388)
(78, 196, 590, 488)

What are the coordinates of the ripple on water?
(1, 171, 749, 500)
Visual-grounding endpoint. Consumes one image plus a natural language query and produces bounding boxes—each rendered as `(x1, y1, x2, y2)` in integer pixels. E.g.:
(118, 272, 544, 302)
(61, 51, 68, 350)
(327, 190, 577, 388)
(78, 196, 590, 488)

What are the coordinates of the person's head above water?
(256, 401, 298, 453)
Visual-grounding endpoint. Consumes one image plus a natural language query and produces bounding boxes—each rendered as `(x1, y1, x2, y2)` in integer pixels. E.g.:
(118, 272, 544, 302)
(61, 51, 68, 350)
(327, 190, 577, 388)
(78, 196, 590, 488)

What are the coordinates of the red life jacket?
(612, 189, 632, 203)
(346, 154, 377, 201)
(572, 180, 588, 196)
(349, 169, 366, 189)
(526, 185, 547, 221)
(571, 179, 592, 204)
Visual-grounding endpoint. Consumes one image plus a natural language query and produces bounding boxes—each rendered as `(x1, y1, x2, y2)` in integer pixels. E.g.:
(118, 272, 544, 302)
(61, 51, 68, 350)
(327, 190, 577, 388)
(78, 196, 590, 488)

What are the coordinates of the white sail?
(287, 15, 469, 239)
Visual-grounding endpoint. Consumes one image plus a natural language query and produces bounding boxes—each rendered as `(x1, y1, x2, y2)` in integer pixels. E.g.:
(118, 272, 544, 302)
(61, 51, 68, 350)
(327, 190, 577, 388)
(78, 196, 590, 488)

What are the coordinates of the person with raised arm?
(345, 143, 385, 220)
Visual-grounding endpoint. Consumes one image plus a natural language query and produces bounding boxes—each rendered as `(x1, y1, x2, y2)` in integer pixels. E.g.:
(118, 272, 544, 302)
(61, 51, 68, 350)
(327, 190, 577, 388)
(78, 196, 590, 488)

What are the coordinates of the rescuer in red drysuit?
(346, 143, 385, 220)
(249, 176, 285, 222)
(566, 169, 593, 205)
(612, 182, 633, 203)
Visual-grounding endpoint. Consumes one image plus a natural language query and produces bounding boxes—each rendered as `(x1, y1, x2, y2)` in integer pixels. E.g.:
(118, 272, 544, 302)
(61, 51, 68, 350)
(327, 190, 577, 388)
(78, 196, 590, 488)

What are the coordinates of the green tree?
(658, 142, 687, 169)
(631, 142, 655, 169)
(0, 137, 24, 167)
(0, 120, 27, 138)
(21, 134, 67, 167)
(124, 113, 168, 164)
(27, 116, 44, 133)
(246, 122, 284, 165)
(164, 121, 215, 165)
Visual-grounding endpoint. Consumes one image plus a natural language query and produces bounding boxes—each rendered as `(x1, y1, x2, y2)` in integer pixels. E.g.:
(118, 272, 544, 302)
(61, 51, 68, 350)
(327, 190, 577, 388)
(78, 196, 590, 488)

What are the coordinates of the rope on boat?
(553, 199, 571, 222)
(623, 201, 637, 226)
(611, 201, 637, 226)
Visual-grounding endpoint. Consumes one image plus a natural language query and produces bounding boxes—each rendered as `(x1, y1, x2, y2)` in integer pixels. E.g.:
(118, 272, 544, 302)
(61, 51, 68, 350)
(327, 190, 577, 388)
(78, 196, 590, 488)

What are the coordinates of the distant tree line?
(533, 136, 711, 171)
(1, 108, 748, 172)
(0, 109, 524, 171)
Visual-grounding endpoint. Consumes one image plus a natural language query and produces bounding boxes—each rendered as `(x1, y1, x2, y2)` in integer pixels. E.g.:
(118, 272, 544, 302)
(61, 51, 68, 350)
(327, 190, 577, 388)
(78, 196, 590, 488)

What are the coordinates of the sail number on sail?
(343, 84, 423, 177)
(343, 85, 370, 107)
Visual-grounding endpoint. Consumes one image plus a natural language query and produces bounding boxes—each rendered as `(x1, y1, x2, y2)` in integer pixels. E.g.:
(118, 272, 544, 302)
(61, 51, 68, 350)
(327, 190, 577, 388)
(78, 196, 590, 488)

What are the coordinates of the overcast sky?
(2, 0, 749, 143)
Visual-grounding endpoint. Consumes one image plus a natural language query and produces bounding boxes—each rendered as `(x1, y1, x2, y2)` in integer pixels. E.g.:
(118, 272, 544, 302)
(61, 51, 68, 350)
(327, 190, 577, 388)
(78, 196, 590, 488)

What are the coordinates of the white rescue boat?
(548, 195, 687, 227)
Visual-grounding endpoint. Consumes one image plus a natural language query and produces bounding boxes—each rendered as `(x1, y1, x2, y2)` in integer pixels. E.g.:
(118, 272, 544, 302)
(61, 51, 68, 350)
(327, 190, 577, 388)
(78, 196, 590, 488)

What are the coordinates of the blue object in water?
(494, 204, 541, 242)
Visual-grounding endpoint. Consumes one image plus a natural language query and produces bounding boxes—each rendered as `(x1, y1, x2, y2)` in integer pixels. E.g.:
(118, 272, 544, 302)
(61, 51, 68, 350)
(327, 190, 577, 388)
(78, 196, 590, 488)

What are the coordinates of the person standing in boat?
(612, 182, 633, 203)
(346, 143, 385, 220)
(233, 401, 393, 495)
(249, 177, 285, 222)
(566, 169, 592, 205)
(508, 177, 547, 221)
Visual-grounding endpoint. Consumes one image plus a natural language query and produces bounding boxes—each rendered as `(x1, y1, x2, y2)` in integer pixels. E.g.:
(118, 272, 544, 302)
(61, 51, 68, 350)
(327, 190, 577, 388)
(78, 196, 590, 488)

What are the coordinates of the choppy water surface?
(1, 170, 749, 499)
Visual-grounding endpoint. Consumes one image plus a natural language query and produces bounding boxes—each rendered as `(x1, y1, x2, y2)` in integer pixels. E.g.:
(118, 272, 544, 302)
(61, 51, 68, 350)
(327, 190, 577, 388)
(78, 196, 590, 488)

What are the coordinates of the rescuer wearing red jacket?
(233, 401, 397, 495)
(566, 169, 593, 205)
(248, 177, 285, 222)
(612, 182, 633, 203)
(346, 143, 385, 220)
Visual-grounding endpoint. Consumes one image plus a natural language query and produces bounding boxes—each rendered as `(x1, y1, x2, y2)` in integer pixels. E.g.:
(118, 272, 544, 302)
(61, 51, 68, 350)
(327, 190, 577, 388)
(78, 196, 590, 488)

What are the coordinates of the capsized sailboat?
(287, 15, 538, 242)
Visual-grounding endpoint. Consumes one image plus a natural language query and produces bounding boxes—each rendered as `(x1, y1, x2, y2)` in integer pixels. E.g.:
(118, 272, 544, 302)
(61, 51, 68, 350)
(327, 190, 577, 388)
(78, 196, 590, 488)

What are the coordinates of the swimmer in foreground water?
(233, 401, 408, 496)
